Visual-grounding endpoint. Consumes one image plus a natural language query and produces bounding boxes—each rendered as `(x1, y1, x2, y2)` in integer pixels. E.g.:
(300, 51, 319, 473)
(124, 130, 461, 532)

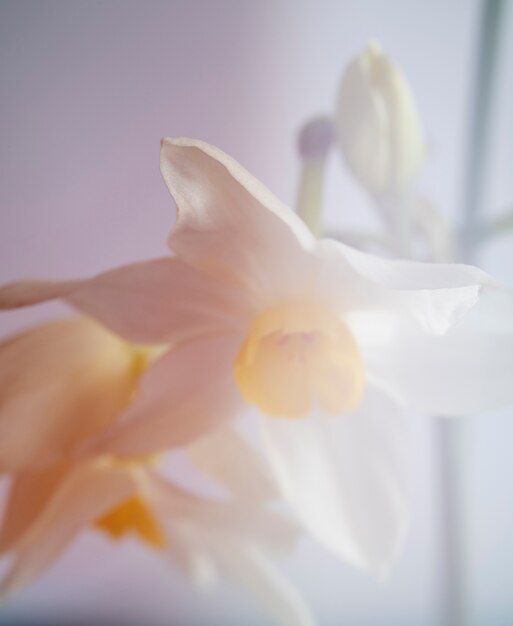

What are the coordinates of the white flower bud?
(335, 41, 425, 196)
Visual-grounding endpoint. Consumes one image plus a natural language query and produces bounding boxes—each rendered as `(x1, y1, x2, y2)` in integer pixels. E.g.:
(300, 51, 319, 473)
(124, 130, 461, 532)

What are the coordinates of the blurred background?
(0, 1, 512, 624)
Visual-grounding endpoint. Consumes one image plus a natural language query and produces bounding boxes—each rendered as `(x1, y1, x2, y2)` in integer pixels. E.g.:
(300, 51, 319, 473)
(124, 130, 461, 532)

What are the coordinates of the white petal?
(144, 472, 298, 555)
(93, 333, 245, 456)
(187, 425, 279, 501)
(261, 387, 409, 577)
(143, 471, 312, 626)
(317, 238, 495, 334)
(0, 258, 250, 345)
(209, 543, 315, 626)
(361, 286, 513, 415)
(161, 138, 317, 303)
(0, 461, 135, 602)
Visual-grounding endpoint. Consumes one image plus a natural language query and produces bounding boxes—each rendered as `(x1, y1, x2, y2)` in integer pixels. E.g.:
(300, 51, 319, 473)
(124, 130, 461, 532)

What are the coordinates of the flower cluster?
(1, 43, 513, 626)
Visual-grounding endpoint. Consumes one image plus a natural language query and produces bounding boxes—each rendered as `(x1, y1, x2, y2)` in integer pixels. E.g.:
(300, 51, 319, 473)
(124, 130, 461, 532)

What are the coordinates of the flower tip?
(364, 38, 383, 57)
(297, 116, 334, 161)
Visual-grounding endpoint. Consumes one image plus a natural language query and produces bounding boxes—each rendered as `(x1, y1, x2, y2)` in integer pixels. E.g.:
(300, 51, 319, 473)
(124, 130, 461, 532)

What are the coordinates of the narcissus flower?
(335, 41, 425, 197)
(0, 319, 314, 626)
(2, 138, 513, 577)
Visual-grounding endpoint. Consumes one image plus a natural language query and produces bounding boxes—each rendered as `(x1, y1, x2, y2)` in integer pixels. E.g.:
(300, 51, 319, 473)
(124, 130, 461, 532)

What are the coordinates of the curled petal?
(91, 333, 245, 456)
(361, 287, 513, 415)
(261, 387, 409, 578)
(317, 239, 495, 335)
(0, 258, 250, 345)
(161, 138, 317, 303)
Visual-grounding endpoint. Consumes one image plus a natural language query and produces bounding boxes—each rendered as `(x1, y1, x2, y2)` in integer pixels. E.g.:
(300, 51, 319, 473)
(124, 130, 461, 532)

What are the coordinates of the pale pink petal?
(361, 286, 513, 415)
(92, 333, 246, 456)
(261, 387, 409, 578)
(0, 461, 135, 602)
(0, 319, 138, 473)
(317, 239, 495, 335)
(187, 426, 279, 501)
(0, 258, 251, 345)
(0, 280, 81, 309)
(161, 138, 317, 303)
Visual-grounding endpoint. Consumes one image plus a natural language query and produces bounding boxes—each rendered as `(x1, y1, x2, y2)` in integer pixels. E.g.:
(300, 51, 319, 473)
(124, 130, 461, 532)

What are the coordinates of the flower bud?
(335, 41, 425, 196)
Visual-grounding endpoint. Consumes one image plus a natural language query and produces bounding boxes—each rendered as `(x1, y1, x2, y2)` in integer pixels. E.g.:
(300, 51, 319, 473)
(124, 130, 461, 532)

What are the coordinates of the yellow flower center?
(95, 495, 166, 550)
(235, 300, 365, 418)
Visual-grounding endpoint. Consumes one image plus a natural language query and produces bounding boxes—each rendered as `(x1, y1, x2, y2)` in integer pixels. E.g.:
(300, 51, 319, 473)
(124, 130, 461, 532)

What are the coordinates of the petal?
(0, 461, 135, 602)
(0, 466, 68, 554)
(361, 286, 513, 415)
(143, 472, 299, 557)
(143, 472, 310, 625)
(0, 258, 250, 345)
(0, 318, 139, 473)
(261, 387, 409, 577)
(92, 333, 245, 456)
(0, 280, 81, 309)
(187, 425, 279, 501)
(207, 543, 315, 626)
(161, 138, 317, 303)
(317, 239, 496, 335)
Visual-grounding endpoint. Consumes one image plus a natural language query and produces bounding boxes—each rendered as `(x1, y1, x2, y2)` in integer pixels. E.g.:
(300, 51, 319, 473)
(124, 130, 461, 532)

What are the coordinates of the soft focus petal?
(161, 138, 317, 303)
(187, 426, 279, 501)
(0, 466, 68, 553)
(208, 544, 315, 626)
(143, 472, 313, 625)
(143, 472, 299, 555)
(261, 387, 408, 577)
(0, 280, 81, 309)
(0, 319, 139, 472)
(361, 287, 513, 415)
(92, 333, 245, 456)
(0, 461, 135, 602)
(317, 239, 496, 335)
(0, 258, 250, 345)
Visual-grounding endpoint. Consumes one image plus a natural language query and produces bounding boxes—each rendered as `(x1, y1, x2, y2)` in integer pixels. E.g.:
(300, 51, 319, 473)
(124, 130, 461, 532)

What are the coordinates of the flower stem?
(436, 2, 504, 625)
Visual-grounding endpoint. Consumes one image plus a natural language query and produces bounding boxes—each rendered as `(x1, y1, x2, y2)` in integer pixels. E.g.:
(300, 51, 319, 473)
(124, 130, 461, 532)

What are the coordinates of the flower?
(2, 138, 513, 578)
(335, 41, 425, 197)
(0, 319, 314, 626)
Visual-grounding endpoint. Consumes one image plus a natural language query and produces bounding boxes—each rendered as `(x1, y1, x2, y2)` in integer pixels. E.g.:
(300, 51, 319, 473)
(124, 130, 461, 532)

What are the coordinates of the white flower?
(1, 138, 513, 578)
(335, 41, 425, 197)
